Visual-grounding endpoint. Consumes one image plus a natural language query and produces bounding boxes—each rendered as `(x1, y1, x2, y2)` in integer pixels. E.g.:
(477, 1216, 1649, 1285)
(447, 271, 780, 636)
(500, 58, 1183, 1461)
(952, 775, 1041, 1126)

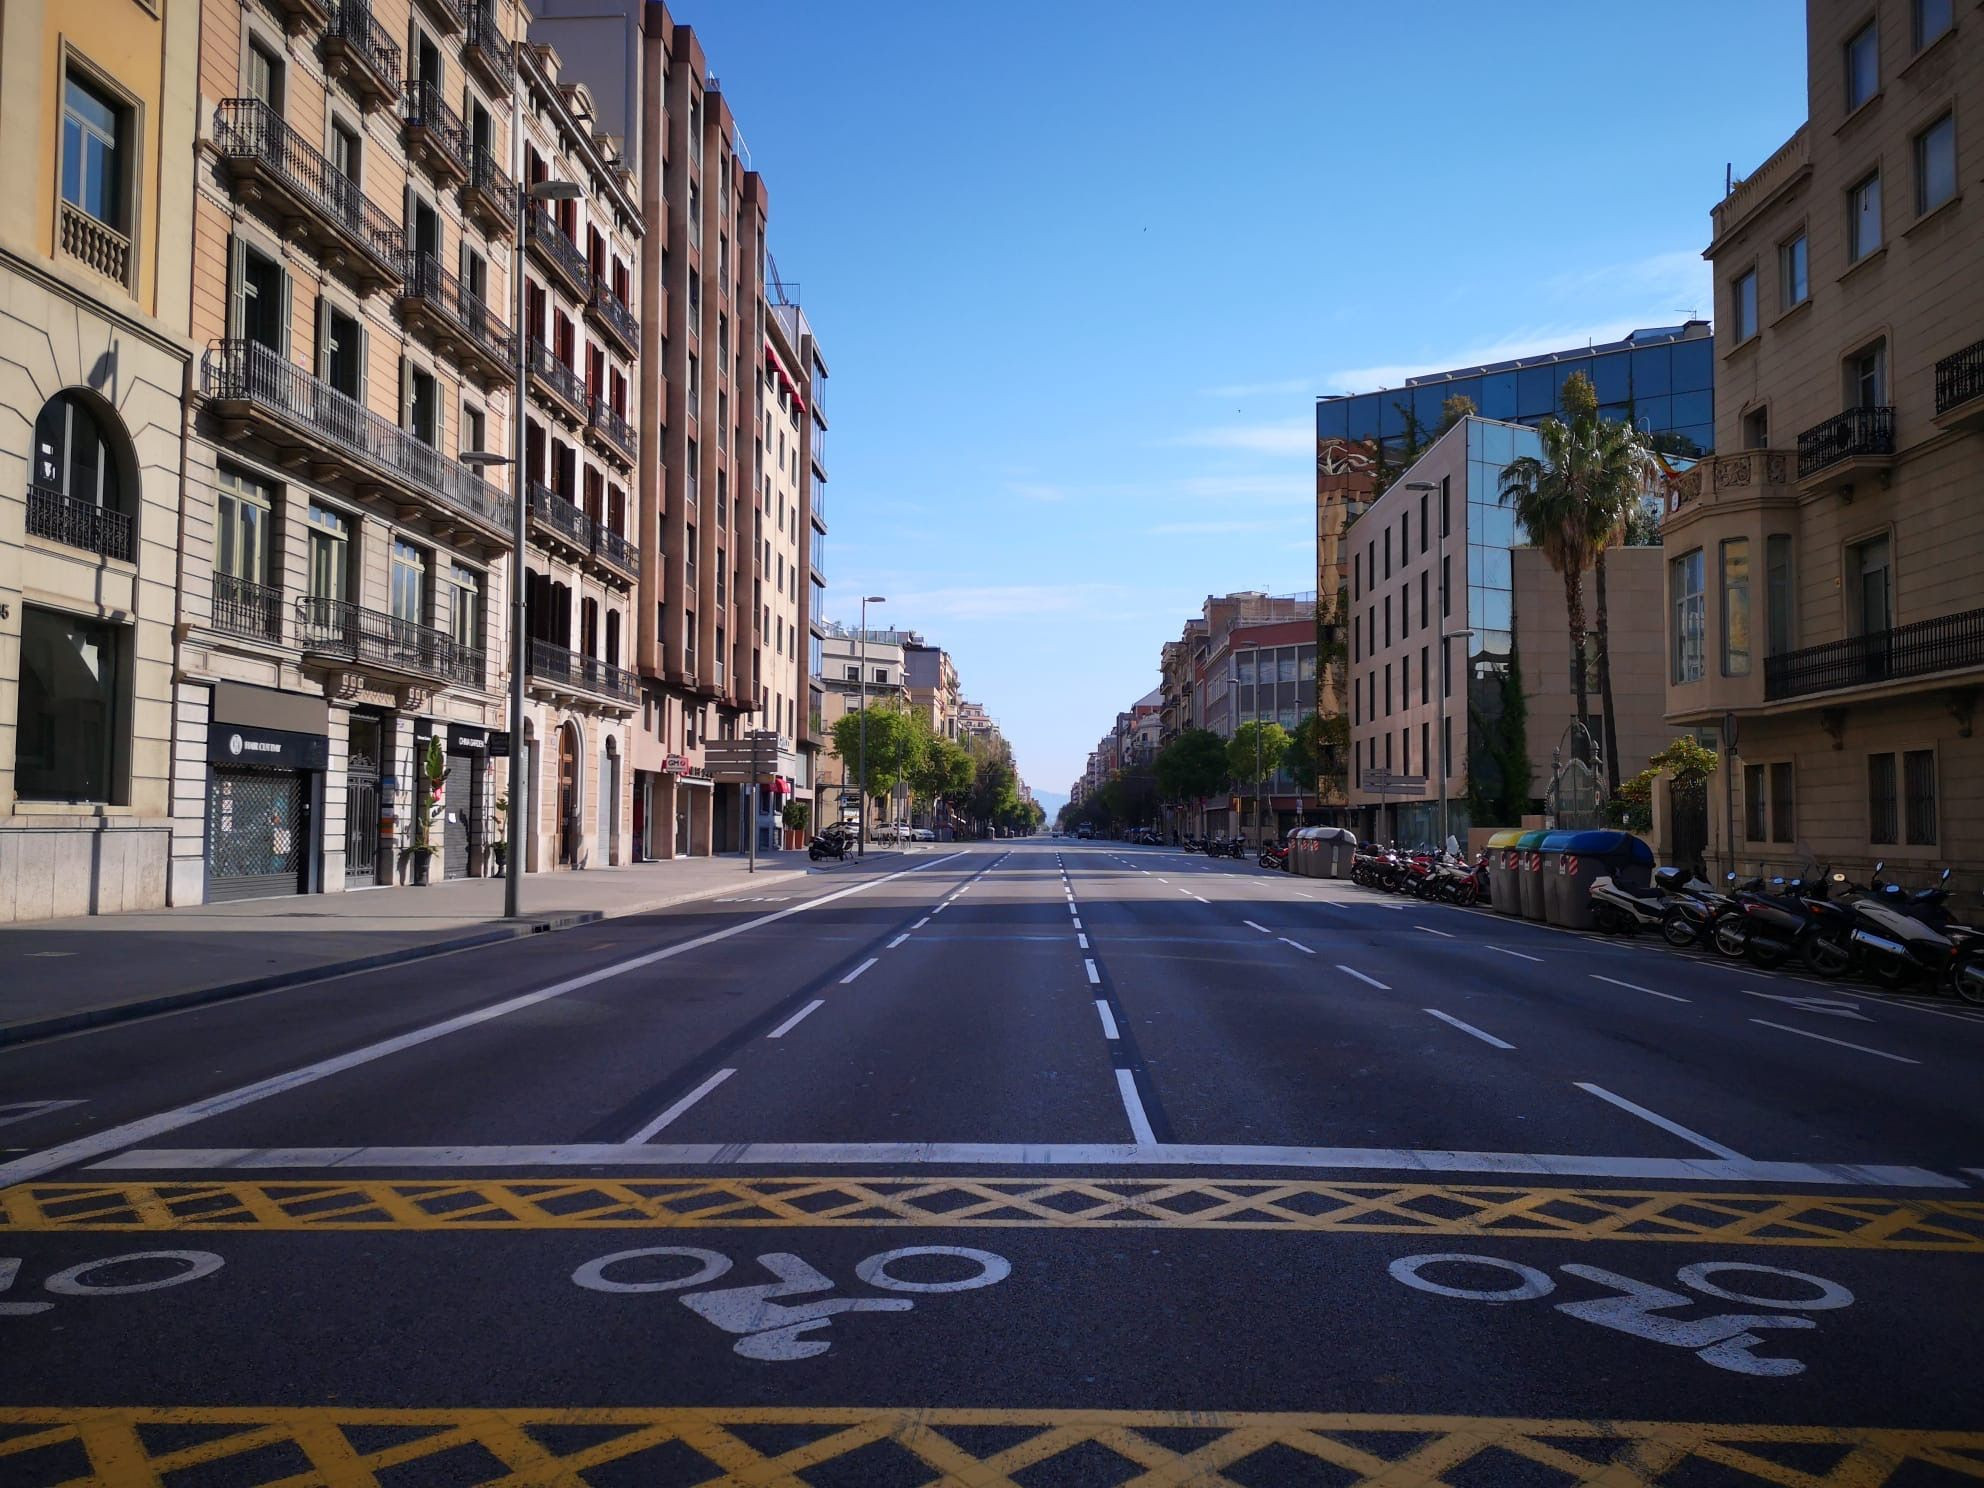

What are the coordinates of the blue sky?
(682, 2, 1809, 800)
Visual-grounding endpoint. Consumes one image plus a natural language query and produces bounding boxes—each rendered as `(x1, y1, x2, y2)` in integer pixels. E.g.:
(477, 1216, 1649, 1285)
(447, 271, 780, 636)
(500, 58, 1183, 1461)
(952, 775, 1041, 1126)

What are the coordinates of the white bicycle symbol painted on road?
(572, 1245, 1011, 1361)
(1389, 1253, 1854, 1377)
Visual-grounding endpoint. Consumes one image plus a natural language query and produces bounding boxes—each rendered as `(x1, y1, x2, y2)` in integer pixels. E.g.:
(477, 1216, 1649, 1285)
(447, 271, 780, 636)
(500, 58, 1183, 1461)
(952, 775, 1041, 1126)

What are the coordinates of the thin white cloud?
(1006, 481, 1067, 503)
(1546, 249, 1710, 311)
(1167, 417, 1314, 456)
(1200, 376, 1317, 399)
(1172, 472, 1311, 504)
(1323, 320, 1651, 394)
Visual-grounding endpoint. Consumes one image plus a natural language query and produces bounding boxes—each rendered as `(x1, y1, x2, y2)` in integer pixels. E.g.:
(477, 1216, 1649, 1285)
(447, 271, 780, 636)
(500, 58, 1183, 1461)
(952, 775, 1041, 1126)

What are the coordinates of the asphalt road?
(4, 839, 1982, 1485)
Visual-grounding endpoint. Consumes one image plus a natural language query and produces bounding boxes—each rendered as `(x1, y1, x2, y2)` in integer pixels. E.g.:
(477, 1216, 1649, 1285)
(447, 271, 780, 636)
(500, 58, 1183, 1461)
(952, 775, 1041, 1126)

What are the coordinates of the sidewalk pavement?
(0, 848, 909, 1047)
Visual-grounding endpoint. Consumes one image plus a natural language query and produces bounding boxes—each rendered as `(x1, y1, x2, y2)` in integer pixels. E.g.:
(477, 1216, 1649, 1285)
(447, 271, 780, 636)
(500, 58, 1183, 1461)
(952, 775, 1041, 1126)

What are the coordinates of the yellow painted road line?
(6, 1178, 1984, 1249)
(0, 1405, 1979, 1487)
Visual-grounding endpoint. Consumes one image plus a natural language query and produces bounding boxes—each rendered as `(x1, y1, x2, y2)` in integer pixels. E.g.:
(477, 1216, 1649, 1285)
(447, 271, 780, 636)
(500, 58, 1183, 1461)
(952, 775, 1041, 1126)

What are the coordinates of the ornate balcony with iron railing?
(399, 252, 515, 385)
(463, 1, 514, 92)
(593, 523, 638, 581)
(58, 200, 132, 288)
(1765, 606, 1984, 702)
(586, 279, 638, 353)
(463, 147, 516, 238)
(1935, 338, 1984, 433)
(213, 99, 404, 290)
(202, 339, 512, 542)
(210, 572, 284, 642)
(526, 638, 639, 709)
(401, 79, 468, 183)
(526, 481, 594, 556)
(413, 0, 465, 35)
(525, 339, 588, 422)
(525, 203, 589, 297)
(265, 0, 331, 29)
(1796, 405, 1894, 491)
(322, 0, 402, 108)
(296, 595, 486, 690)
(588, 394, 637, 464)
(27, 483, 134, 562)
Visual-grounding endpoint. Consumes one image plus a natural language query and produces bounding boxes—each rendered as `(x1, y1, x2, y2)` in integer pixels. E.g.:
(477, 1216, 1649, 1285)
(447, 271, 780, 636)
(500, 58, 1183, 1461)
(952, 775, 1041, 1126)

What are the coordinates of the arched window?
(28, 391, 132, 560)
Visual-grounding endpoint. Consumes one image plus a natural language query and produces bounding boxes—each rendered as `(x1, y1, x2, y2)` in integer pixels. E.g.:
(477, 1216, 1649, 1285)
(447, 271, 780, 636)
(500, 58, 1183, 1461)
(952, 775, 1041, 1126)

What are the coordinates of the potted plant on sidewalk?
(408, 737, 448, 886)
(782, 799, 810, 850)
(491, 792, 509, 877)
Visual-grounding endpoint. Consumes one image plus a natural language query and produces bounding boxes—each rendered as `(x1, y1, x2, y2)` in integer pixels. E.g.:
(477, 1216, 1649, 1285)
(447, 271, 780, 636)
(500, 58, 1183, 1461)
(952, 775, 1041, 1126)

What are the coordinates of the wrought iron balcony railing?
(1936, 339, 1984, 418)
(401, 78, 469, 178)
(464, 2, 514, 92)
(296, 595, 486, 690)
(525, 203, 589, 295)
(589, 395, 637, 462)
(526, 339, 588, 416)
(202, 340, 512, 539)
(594, 523, 638, 578)
(323, 0, 402, 105)
(527, 638, 639, 706)
(213, 99, 404, 286)
(1765, 605, 1984, 701)
(527, 481, 594, 551)
(402, 252, 515, 380)
(27, 483, 134, 562)
(413, 0, 466, 34)
(1796, 405, 1894, 480)
(211, 572, 284, 641)
(587, 280, 639, 352)
(464, 148, 516, 235)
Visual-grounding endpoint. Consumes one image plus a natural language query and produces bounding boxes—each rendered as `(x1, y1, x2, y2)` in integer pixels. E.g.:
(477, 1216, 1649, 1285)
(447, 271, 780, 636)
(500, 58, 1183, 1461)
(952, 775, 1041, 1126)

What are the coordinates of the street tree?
(1153, 728, 1230, 807)
(906, 728, 975, 821)
(1228, 720, 1291, 790)
(829, 702, 923, 813)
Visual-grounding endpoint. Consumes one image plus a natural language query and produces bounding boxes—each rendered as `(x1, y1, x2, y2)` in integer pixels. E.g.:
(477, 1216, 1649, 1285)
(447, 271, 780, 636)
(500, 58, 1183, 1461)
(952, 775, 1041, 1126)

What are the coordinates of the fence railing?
(213, 99, 404, 276)
(324, 0, 402, 95)
(526, 339, 587, 412)
(527, 480, 594, 550)
(295, 595, 485, 689)
(27, 483, 134, 562)
(202, 340, 512, 537)
(401, 78, 469, 172)
(1936, 339, 1984, 416)
(1765, 605, 1984, 700)
(589, 395, 637, 460)
(404, 252, 514, 369)
(527, 638, 639, 705)
(594, 523, 638, 577)
(464, 2, 514, 91)
(211, 572, 284, 641)
(525, 203, 589, 294)
(1796, 405, 1894, 479)
(588, 280, 639, 348)
(466, 147, 516, 224)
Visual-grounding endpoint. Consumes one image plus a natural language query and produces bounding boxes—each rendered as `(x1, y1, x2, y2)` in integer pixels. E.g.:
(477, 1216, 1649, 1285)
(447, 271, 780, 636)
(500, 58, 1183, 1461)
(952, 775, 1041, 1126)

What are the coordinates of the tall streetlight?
(1405, 479, 1474, 850)
(856, 594, 885, 857)
(462, 111, 581, 917)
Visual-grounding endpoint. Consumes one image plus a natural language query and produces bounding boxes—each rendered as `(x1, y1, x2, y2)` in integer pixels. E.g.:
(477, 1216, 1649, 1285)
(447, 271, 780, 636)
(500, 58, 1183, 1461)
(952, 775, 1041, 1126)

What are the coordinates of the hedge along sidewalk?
(0, 854, 838, 1047)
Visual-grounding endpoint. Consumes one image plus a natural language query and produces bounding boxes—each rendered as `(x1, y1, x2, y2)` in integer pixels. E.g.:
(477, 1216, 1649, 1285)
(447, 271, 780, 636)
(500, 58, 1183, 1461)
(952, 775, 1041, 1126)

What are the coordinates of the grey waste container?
(1536, 832, 1580, 925)
(1485, 830, 1524, 915)
(1515, 830, 1553, 920)
(1548, 830, 1656, 930)
(1290, 828, 1320, 877)
(1317, 826, 1358, 878)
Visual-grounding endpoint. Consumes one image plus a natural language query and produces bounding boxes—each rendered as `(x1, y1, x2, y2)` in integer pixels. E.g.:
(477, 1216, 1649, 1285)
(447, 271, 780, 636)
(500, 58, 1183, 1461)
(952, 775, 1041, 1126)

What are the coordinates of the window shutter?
(227, 235, 246, 341)
(356, 322, 369, 408)
(277, 266, 293, 360)
(314, 294, 329, 379)
(399, 356, 412, 431)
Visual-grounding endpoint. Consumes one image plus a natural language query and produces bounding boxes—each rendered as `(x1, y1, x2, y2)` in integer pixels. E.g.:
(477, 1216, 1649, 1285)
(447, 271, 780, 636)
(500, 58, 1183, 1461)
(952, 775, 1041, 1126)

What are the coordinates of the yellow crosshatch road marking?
(1, 1406, 1980, 1488)
(6, 1176, 1984, 1248)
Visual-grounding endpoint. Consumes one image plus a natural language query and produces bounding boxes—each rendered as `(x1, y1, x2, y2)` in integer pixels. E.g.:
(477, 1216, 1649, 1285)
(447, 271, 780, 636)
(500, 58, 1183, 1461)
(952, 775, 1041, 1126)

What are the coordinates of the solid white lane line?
(0, 850, 973, 1192)
(1243, 920, 1271, 934)
(1592, 974, 1690, 1003)
(887, 934, 910, 949)
(1488, 946, 1545, 962)
(1084, 959, 1101, 985)
(1115, 1070, 1157, 1146)
(1095, 1001, 1120, 1040)
(1278, 937, 1316, 955)
(1415, 926, 1455, 938)
(1424, 1008, 1515, 1049)
(765, 1001, 825, 1040)
(1077, 934, 1090, 949)
(1337, 965, 1390, 990)
(840, 958, 879, 984)
(912, 917, 931, 929)
(1574, 1082, 1748, 1161)
(1156, 878, 1168, 883)
(628, 1069, 735, 1142)
(1749, 1019, 1920, 1064)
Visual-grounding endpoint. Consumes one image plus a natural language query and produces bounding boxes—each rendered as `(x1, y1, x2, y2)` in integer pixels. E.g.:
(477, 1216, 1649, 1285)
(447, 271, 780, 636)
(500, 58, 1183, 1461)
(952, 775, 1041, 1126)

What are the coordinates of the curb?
(0, 863, 820, 1050)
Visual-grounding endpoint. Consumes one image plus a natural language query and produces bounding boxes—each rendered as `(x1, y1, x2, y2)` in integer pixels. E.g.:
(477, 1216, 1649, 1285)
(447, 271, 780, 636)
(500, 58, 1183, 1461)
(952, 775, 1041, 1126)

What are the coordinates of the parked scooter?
(1802, 862, 1963, 988)
(1259, 840, 1289, 871)
(1709, 872, 1848, 969)
(807, 823, 854, 862)
(1591, 865, 1718, 937)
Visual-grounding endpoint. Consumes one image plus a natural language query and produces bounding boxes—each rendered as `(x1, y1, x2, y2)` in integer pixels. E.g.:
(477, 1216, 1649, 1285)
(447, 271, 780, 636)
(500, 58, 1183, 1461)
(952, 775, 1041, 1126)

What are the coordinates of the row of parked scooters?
(1585, 861, 1984, 1001)
(1350, 845, 1490, 905)
(1178, 834, 1250, 860)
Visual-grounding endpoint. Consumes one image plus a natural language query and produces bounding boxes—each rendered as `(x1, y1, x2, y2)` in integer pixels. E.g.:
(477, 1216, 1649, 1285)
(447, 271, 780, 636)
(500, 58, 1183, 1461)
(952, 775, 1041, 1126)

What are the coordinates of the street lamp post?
(856, 595, 885, 857)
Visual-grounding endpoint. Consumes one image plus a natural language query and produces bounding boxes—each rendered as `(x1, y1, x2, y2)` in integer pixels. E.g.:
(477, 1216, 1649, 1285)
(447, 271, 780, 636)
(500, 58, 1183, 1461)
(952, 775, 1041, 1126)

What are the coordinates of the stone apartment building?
(1665, 0, 1982, 883)
(0, 0, 198, 919)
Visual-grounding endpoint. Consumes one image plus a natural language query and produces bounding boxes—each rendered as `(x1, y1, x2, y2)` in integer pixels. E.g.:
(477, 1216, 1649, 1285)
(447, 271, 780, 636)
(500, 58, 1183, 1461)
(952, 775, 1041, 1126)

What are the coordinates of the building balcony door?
(557, 721, 580, 867)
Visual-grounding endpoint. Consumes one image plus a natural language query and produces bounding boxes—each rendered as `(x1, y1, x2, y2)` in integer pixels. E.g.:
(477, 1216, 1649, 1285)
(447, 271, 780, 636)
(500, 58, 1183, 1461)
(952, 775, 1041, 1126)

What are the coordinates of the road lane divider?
(1077, 934, 1089, 949)
(1592, 974, 1691, 1003)
(1084, 959, 1101, 985)
(1575, 1082, 1748, 1162)
(627, 1069, 735, 1143)
(1749, 1019, 1919, 1065)
(839, 958, 879, 985)
(1094, 1002, 1120, 1040)
(1243, 920, 1271, 934)
(1338, 965, 1391, 990)
(1424, 1009, 1516, 1049)
(1278, 937, 1316, 955)
(1489, 946, 1545, 962)
(886, 934, 910, 949)
(764, 1002, 825, 1040)
(1416, 925, 1455, 938)
(1114, 1070, 1157, 1145)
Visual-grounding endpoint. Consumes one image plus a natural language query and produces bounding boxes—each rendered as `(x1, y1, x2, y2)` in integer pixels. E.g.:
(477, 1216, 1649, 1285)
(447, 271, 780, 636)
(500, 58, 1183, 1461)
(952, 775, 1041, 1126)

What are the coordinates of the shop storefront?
(204, 683, 330, 903)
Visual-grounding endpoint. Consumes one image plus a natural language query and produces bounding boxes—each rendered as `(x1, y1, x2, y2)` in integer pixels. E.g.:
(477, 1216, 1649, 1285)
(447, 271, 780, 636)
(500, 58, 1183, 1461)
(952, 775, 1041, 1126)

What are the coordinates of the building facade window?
(33, 391, 125, 522)
(15, 607, 125, 803)
(1720, 538, 1751, 677)
(61, 67, 131, 242)
(1849, 535, 1892, 636)
(1847, 340, 1887, 407)
(1742, 406, 1770, 449)
(307, 503, 348, 605)
(1848, 171, 1883, 262)
(215, 466, 273, 584)
(1916, 113, 1956, 215)
(1869, 752, 1897, 844)
(1672, 549, 1705, 682)
(1766, 534, 1794, 657)
(1731, 268, 1758, 341)
(443, 562, 481, 649)
(1903, 749, 1937, 845)
(1743, 764, 1793, 843)
(390, 538, 426, 625)
(1780, 232, 1809, 308)
(1845, 22, 1878, 111)
(1914, 0, 1952, 51)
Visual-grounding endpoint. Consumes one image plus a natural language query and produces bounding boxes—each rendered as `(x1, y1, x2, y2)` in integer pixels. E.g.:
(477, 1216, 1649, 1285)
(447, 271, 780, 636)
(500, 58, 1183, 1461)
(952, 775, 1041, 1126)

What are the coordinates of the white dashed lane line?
(1084, 959, 1101, 985)
(1591, 973, 1689, 1003)
(1423, 1008, 1515, 1049)
(1278, 937, 1315, 955)
(840, 957, 879, 984)
(1749, 1019, 1920, 1065)
(1095, 1001, 1120, 1040)
(1337, 965, 1390, 991)
(765, 1000, 825, 1040)
(1243, 920, 1271, 934)
(1488, 946, 1545, 963)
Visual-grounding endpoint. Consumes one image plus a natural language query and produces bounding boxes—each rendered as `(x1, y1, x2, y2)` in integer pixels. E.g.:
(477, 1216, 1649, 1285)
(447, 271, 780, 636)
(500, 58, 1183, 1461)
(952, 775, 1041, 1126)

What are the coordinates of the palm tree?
(1582, 415, 1657, 795)
(1498, 413, 1600, 744)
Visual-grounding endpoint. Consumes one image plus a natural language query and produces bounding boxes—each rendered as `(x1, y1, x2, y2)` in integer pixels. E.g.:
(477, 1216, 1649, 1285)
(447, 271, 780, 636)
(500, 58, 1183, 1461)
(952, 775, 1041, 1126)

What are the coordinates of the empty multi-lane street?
(4, 839, 1982, 1484)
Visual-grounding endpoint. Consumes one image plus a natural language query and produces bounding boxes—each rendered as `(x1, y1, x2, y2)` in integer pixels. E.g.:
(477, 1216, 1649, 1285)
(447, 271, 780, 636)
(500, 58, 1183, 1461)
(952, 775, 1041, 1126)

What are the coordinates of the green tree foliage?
(1438, 393, 1477, 433)
(963, 734, 1019, 823)
(1606, 735, 1719, 832)
(906, 728, 975, 811)
(781, 799, 811, 832)
(1153, 727, 1231, 804)
(1228, 720, 1292, 789)
(829, 702, 921, 805)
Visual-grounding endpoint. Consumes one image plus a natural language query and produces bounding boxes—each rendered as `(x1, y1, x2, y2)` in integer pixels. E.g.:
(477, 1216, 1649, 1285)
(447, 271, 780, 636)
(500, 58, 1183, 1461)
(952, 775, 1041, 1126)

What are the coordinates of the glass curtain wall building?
(1316, 322, 1715, 475)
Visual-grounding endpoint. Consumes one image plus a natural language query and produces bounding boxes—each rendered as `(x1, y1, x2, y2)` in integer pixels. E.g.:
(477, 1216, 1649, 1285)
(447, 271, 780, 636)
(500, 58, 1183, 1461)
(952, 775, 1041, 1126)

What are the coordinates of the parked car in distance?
(1076, 823, 1094, 839)
(912, 827, 936, 841)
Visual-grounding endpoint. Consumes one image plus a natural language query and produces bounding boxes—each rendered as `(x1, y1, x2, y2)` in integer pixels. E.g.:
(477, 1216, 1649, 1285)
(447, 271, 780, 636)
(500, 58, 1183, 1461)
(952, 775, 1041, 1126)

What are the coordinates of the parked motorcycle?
(1592, 865, 1718, 937)
(1259, 841, 1289, 871)
(807, 824, 855, 862)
